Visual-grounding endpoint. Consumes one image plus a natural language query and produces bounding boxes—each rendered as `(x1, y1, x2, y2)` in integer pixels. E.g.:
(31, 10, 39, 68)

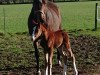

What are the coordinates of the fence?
(95, 3, 100, 30)
(0, 0, 75, 4)
(1, 0, 98, 4)
(0, 5, 30, 34)
(0, 2, 99, 34)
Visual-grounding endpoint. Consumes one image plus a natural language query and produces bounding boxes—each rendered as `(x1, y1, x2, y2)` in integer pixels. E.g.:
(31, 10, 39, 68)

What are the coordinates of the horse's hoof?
(38, 70, 41, 75)
(36, 70, 41, 75)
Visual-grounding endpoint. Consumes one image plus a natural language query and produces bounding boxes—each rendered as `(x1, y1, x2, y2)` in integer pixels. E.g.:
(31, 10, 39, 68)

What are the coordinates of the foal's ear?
(42, 0, 47, 4)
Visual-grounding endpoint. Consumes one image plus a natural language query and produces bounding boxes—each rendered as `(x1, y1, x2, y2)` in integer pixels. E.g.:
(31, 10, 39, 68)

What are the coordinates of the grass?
(57, 1, 100, 37)
(0, 4, 32, 33)
(0, 1, 100, 37)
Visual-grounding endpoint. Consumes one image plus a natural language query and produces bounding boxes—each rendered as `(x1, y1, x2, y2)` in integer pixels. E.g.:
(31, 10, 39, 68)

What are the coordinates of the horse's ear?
(42, 0, 47, 4)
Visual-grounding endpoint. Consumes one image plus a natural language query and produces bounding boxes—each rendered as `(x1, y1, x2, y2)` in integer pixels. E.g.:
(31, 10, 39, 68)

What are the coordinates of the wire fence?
(0, 5, 30, 34)
(95, 3, 100, 30)
(0, 2, 100, 34)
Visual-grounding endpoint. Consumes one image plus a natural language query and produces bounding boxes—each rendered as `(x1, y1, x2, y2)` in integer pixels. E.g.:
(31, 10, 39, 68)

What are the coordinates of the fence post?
(95, 3, 98, 31)
(3, 7, 6, 34)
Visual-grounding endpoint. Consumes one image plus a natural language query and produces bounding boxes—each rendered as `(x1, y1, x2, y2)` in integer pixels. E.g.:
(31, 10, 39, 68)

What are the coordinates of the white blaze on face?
(32, 26, 36, 41)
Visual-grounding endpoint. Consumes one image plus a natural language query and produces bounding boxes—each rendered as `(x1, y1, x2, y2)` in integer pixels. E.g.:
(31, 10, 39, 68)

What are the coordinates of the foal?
(32, 24, 78, 75)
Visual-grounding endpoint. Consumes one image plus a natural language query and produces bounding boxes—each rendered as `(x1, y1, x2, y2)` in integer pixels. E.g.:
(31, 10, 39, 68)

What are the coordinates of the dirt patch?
(0, 33, 100, 75)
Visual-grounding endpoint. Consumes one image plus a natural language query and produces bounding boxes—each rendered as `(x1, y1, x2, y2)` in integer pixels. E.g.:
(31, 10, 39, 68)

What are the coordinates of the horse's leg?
(58, 46, 67, 75)
(40, 41, 49, 75)
(33, 41, 41, 75)
(57, 49, 62, 66)
(45, 52, 49, 75)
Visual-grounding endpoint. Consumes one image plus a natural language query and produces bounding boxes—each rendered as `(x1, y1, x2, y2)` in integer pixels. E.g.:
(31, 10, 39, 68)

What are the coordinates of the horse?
(32, 23, 78, 75)
(28, 0, 62, 74)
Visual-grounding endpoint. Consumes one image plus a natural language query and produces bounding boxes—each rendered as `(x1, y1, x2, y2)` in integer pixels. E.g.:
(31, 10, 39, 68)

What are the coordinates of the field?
(0, 1, 100, 75)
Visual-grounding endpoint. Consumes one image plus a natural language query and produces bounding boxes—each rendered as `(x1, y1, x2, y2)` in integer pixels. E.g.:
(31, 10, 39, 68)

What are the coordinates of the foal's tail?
(62, 32, 71, 49)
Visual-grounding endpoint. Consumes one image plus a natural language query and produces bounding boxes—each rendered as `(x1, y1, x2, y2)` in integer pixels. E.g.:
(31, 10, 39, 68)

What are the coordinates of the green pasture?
(0, 1, 100, 37)
(0, 2, 100, 72)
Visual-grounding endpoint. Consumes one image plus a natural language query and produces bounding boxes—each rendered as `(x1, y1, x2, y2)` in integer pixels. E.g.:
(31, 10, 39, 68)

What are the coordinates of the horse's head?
(32, 23, 47, 41)
(33, 0, 47, 24)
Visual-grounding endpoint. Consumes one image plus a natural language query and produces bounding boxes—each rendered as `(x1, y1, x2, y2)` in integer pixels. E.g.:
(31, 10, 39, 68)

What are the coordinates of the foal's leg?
(64, 34, 78, 75)
(45, 52, 49, 75)
(62, 55, 67, 75)
(68, 48, 78, 75)
(72, 54, 78, 75)
(44, 48, 53, 75)
(48, 48, 53, 75)
(33, 41, 41, 75)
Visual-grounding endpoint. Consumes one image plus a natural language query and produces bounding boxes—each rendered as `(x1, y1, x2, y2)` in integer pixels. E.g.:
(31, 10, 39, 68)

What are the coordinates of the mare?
(28, 0, 62, 74)
(32, 23, 78, 75)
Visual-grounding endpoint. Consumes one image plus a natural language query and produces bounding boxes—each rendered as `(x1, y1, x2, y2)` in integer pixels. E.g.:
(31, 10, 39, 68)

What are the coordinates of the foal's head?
(32, 24, 47, 41)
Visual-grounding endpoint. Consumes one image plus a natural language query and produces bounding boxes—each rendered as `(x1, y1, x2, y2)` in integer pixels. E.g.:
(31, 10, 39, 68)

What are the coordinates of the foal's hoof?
(58, 60, 62, 67)
(75, 71, 78, 75)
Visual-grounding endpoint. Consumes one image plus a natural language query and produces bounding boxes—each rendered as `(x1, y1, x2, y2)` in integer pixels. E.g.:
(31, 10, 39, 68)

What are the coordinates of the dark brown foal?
(32, 24, 78, 75)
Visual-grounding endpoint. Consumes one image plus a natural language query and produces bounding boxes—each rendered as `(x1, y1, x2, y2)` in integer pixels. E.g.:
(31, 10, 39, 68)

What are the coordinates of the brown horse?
(32, 23, 78, 75)
(28, 0, 61, 35)
(28, 0, 62, 74)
